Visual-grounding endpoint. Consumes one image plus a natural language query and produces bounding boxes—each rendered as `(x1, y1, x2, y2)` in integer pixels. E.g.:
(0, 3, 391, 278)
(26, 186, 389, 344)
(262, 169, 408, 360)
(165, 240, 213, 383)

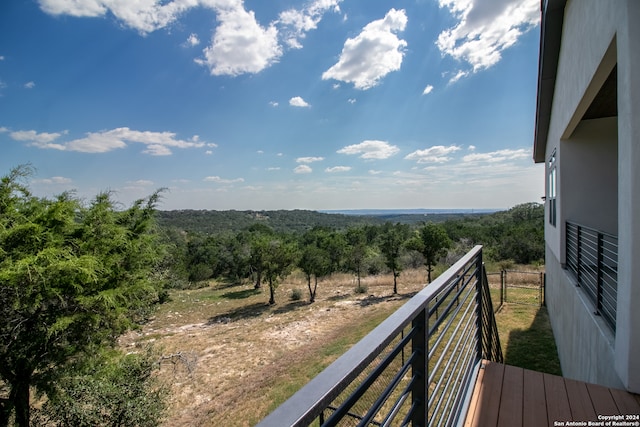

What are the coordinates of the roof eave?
(533, 0, 567, 164)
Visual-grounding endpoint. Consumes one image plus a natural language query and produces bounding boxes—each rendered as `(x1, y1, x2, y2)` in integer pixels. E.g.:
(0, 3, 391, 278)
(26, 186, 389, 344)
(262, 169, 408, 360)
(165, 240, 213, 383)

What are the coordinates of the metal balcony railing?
(566, 221, 618, 331)
(257, 245, 502, 427)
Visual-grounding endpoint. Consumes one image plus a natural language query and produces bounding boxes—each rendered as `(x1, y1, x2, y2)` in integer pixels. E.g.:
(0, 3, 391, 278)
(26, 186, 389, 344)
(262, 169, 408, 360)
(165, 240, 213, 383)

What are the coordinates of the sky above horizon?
(1, 0, 544, 211)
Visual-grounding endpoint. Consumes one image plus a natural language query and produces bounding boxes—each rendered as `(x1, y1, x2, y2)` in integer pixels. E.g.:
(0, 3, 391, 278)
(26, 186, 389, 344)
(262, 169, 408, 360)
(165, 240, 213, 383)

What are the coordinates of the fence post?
(503, 270, 507, 304)
(539, 272, 544, 306)
(500, 270, 504, 307)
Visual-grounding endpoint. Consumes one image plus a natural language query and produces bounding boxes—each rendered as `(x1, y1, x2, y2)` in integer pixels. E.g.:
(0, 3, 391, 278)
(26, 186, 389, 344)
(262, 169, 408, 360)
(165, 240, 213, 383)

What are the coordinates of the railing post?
(476, 252, 484, 360)
(596, 232, 603, 315)
(576, 225, 582, 286)
(411, 307, 427, 427)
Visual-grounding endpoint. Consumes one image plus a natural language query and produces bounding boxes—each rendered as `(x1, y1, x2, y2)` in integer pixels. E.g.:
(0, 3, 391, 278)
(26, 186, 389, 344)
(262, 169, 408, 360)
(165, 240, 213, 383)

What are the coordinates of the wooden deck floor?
(464, 360, 640, 427)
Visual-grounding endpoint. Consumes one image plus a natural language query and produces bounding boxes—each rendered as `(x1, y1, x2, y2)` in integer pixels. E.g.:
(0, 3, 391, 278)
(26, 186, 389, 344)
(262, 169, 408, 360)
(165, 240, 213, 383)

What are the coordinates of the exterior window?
(548, 150, 557, 227)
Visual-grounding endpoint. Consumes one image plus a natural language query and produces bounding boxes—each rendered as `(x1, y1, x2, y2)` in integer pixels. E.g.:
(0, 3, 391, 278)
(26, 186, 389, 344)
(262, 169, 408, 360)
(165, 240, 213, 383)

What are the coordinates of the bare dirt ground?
(119, 270, 428, 426)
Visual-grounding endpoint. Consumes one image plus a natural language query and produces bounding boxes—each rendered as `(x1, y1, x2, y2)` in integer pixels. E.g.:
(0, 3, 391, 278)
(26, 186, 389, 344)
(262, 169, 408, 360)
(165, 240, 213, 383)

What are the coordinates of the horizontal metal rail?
(566, 221, 618, 331)
(257, 245, 502, 427)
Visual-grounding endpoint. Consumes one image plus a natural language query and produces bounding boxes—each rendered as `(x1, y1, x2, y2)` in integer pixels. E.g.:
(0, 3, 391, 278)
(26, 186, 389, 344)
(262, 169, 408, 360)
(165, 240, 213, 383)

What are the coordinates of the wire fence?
(485, 270, 545, 311)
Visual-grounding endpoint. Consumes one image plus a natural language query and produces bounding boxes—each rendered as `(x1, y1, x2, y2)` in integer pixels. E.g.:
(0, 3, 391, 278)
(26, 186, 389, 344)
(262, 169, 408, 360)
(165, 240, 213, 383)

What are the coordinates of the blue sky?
(0, 0, 543, 211)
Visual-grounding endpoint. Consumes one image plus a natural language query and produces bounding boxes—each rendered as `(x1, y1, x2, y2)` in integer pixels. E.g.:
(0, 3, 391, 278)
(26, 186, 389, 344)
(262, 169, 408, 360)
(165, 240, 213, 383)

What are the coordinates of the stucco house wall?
(536, 0, 640, 392)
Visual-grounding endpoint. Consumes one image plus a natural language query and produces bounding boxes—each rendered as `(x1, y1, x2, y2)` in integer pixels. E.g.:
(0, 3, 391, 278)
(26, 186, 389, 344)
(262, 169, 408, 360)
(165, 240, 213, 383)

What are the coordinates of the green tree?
(409, 222, 452, 283)
(34, 349, 167, 427)
(0, 166, 165, 427)
(247, 224, 276, 289)
(263, 237, 298, 305)
(345, 227, 369, 289)
(298, 229, 333, 303)
(377, 223, 411, 294)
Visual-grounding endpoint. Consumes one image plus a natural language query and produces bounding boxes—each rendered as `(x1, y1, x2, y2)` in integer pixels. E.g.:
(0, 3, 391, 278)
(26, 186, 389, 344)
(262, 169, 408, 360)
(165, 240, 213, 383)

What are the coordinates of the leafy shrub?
(354, 283, 368, 294)
(290, 288, 303, 301)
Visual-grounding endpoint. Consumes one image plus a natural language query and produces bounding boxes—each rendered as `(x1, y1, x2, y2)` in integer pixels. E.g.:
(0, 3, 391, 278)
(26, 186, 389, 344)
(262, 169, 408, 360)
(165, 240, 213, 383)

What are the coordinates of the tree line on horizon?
(162, 201, 544, 304)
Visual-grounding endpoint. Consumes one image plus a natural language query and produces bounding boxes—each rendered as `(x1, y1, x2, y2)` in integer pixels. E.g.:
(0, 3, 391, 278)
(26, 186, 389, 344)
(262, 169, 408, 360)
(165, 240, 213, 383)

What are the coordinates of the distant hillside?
(156, 209, 492, 235)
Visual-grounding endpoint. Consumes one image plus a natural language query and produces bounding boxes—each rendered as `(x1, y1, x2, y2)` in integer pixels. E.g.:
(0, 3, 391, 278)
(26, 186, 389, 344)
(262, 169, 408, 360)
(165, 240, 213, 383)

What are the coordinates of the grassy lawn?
(495, 303, 562, 375)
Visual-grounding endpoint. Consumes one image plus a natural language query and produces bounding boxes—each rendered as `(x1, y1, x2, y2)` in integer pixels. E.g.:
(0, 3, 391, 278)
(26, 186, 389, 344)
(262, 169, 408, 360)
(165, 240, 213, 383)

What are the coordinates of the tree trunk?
(254, 270, 262, 289)
(427, 265, 433, 284)
(310, 277, 317, 303)
(393, 269, 398, 294)
(268, 280, 276, 305)
(10, 374, 31, 427)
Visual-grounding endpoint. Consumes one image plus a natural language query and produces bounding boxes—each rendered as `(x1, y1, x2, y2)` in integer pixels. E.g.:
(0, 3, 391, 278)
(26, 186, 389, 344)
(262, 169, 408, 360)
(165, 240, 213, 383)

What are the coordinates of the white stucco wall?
(562, 117, 618, 235)
(613, 0, 640, 394)
(543, 0, 640, 392)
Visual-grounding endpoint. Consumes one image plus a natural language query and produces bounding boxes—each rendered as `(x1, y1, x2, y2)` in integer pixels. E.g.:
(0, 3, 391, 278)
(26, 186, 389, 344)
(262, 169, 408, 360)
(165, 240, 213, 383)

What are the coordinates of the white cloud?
(462, 148, 530, 163)
(322, 8, 407, 90)
(199, 5, 282, 76)
(405, 145, 461, 163)
(294, 165, 312, 174)
(325, 166, 351, 173)
(34, 176, 73, 185)
(11, 126, 205, 155)
(203, 175, 245, 184)
(368, 169, 382, 175)
(187, 33, 200, 46)
(39, 0, 197, 34)
(437, 0, 539, 82)
(269, 101, 279, 107)
(128, 179, 154, 186)
(296, 156, 324, 163)
(0, 56, 4, 61)
(337, 140, 399, 159)
(468, 145, 476, 151)
(24, 81, 36, 89)
(205, 150, 213, 155)
(422, 84, 434, 95)
(348, 98, 356, 104)
(10, 129, 63, 144)
(278, 0, 342, 49)
(289, 96, 310, 107)
(0, 127, 8, 133)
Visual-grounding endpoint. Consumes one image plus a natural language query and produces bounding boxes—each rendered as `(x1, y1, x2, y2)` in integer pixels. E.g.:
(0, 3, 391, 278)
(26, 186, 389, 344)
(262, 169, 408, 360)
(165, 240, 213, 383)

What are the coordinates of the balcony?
(258, 245, 640, 426)
(565, 221, 618, 330)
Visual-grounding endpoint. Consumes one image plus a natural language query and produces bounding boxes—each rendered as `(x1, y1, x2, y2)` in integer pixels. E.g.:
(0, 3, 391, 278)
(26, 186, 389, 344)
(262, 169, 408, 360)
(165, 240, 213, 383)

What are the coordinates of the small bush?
(354, 283, 368, 294)
(290, 288, 303, 301)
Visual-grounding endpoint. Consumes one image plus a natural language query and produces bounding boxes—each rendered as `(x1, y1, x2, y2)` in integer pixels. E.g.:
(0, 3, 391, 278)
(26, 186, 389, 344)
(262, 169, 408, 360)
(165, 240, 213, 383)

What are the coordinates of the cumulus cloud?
(9, 126, 205, 155)
(289, 96, 310, 107)
(269, 101, 279, 107)
(203, 175, 245, 184)
(337, 140, 399, 159)
(294, 165, 312, 174)
(296, 156, 323, 163)
(278, 0, 343, 49)
(325, 166, 351, 173)
(405, 145, 461, 163)
(437, 0, 539, 82)
(24, 81, 36, 89)
(185, 33, 200, 47)
(198, 5, 282, 76)
(422, 84, 434, 95)
(462, 148, 530, 163)
(39, 0, 198, 34)
(322, 8, 407, 90)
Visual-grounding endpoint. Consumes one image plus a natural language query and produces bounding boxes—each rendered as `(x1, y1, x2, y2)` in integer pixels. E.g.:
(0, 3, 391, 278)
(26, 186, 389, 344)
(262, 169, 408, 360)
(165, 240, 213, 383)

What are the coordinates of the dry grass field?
(119, 266, 552, 426)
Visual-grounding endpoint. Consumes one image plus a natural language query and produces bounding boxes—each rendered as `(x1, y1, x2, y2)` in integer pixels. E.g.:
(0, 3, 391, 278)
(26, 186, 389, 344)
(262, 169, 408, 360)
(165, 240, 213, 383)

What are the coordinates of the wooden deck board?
(464, 361, 640, 427)
(565, 378, 597, 421)
(522, 369, 547, 427)
(497, 365, 523, 427)
(472, 361, 504, 427)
